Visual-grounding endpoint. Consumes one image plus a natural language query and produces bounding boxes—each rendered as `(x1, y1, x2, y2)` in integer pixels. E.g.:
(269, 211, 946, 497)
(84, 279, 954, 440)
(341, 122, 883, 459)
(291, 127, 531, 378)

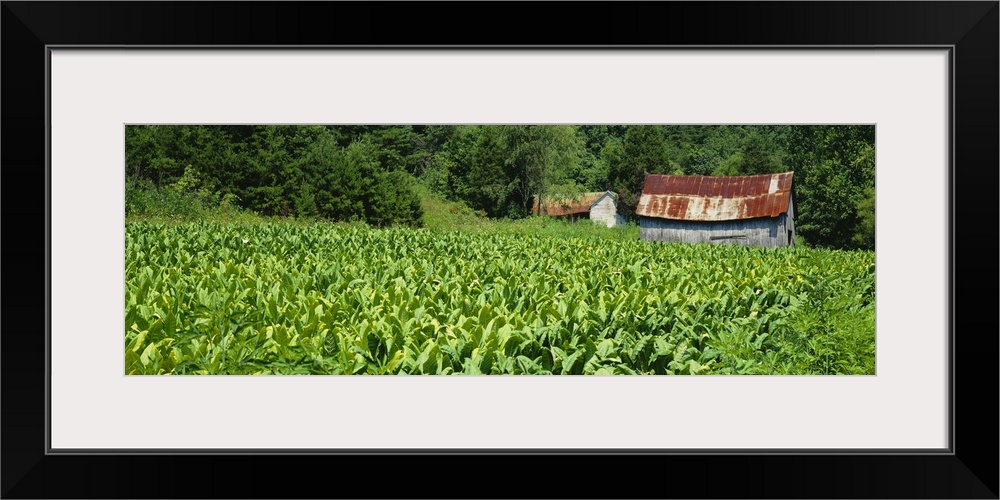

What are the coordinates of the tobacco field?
(125, 221, 876, 375)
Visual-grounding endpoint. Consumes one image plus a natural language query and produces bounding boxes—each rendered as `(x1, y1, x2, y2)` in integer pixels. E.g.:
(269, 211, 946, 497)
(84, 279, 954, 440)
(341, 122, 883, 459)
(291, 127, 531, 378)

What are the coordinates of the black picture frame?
(3, 2, 996, 498)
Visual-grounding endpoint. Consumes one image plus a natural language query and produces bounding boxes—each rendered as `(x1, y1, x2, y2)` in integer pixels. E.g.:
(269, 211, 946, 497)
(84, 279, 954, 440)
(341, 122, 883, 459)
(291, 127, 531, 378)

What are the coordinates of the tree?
(124, 124, 428, 226)
(663, 125, 711, 173)
(307, 134, 425, 226)
(737, 127, 784, 175)
(785, 125, 876, 250)
(853, 185, 876, 248)
(499, 125, 581, 217)
(304, 130, 362, 221)
(677, 126, 788, 177)
(411, 125, 457, 190)
(435, 125, 582, 219)
(685, 126, 740, 176)
(366, 169, 424, 227)
(449, 126, 512, 217)
(606, 125, 669, 221)
(569, 126, 613, 191)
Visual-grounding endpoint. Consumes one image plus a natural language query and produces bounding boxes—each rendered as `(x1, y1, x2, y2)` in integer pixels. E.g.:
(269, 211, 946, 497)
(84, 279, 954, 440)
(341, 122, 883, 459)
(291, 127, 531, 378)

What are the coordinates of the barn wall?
(787, 196, 796, 246)
(589, 196, 620, 227)
(639, 215, 790, 248)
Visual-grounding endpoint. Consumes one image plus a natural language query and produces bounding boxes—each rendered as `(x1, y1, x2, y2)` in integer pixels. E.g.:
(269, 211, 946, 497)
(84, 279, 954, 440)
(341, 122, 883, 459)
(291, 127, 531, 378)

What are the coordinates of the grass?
(414, 182, 641, 242)
(126, 177, 641, 243)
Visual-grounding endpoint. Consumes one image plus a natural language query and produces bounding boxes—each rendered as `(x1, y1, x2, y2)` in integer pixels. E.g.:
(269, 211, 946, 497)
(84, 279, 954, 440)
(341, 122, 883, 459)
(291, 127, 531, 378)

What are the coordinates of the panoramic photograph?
(124, 125, 876, 375)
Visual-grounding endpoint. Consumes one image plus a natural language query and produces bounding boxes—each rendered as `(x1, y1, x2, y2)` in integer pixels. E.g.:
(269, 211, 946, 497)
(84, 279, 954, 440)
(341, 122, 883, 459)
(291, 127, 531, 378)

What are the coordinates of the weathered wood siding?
(639, 213, 792, 248)
(786, 196, 796, 246)
(589, 195, 621, 227)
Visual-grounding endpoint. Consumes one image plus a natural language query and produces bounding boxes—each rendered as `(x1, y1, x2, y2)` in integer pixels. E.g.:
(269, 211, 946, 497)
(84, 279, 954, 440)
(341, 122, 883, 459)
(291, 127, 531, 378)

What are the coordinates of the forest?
(125, 124, 875, 250)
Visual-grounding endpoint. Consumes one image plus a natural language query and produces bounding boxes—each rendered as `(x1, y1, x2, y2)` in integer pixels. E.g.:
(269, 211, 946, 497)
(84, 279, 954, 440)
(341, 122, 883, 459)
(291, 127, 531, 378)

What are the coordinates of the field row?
(125, 222, 875, 374)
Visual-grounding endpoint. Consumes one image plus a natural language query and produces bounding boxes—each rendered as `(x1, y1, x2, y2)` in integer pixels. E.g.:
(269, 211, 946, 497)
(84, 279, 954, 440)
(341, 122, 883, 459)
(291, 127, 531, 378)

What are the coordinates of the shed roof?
(636, 172, 794, 221)
(532, 191, 615, 217)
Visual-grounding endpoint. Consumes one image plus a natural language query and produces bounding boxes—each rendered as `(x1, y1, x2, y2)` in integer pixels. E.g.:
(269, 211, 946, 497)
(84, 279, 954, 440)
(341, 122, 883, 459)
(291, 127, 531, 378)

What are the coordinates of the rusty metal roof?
(636, 172, 794, 221)
(532, 191, 614, 217)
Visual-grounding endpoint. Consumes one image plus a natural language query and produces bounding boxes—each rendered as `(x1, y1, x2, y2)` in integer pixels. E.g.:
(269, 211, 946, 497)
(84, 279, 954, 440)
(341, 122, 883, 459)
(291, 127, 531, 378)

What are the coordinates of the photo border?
(3, 2, 996, 498)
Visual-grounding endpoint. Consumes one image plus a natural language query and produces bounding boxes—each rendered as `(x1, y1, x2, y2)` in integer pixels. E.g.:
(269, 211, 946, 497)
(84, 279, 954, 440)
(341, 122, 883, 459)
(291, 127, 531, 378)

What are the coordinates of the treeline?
(125, 124, 875, 249)
(125, 126, 424, 227)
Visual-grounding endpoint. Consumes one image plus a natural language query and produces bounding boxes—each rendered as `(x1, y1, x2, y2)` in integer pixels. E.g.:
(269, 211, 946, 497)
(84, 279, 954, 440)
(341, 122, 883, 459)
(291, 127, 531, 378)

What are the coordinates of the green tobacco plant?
(125, 221, 875, 375)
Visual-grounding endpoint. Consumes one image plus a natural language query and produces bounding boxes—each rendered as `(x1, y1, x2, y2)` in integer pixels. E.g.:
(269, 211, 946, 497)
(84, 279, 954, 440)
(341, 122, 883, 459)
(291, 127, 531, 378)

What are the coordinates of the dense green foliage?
(126, 221, 874, 375)
(784, 126, 876, 249)
(126, 126, 422, 227)
(126, 124, 875, 250)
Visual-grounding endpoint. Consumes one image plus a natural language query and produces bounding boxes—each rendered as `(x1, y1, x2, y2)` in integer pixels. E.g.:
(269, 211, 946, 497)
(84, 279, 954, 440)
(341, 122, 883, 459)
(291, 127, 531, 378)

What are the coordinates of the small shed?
(636, 172, 795, 247)
(531, 191, 623, 228)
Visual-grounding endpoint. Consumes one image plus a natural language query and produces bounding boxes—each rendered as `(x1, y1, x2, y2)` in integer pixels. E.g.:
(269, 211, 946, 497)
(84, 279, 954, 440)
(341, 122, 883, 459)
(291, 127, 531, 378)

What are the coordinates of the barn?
(635, 172, 795, 247)
(531, 191, 623, 227)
